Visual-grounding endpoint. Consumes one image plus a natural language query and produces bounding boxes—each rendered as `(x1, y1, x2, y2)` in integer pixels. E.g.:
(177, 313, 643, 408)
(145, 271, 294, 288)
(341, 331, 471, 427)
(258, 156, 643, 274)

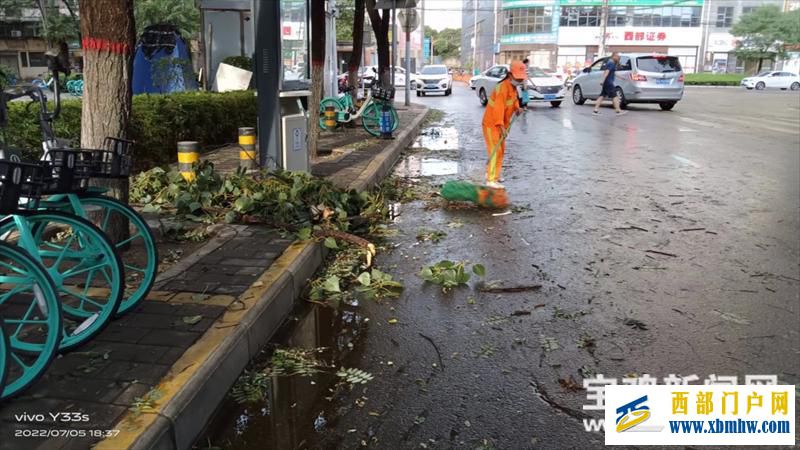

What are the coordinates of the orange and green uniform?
(481, 78, 520, 183)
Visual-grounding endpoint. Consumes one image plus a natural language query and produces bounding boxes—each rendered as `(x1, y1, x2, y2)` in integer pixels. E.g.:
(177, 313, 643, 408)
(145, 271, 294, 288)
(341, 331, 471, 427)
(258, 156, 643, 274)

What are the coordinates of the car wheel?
(756, 82, 765, 90)
(479, 88, 488, 106)
(659, 102, 676, 111)
(791, 82, 800, 90)
(615, 87, 628, 109)
(550, 101, 562, 108)
(572, 85, 586, 105)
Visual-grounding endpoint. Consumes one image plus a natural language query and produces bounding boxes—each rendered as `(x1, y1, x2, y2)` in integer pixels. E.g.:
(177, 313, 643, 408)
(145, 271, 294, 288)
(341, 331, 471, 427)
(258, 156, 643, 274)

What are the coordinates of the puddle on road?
(394, 156, 460, 178)
(198, 303, 368, 450)
(413, 126, 459, 150)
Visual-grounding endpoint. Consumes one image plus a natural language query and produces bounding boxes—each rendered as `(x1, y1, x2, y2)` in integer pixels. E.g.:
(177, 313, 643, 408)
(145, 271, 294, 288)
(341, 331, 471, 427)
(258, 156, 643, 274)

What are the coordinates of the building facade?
(701, 0, 789, 73)
(465, 0, 796, 74)
(461, 0, 500, 73)
(0, 8, 50, 80)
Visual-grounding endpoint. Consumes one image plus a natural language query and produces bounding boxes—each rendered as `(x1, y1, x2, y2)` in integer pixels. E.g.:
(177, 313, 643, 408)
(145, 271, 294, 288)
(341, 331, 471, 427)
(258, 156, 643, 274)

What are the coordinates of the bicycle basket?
(88, 137, 134, 179)
(40, 149, 91, 194)
(0, 159, 42, 214)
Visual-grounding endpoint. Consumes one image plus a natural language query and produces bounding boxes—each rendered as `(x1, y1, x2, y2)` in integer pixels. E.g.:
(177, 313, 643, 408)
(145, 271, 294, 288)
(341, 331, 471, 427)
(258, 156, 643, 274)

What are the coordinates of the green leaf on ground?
(324, 237, 339, 249)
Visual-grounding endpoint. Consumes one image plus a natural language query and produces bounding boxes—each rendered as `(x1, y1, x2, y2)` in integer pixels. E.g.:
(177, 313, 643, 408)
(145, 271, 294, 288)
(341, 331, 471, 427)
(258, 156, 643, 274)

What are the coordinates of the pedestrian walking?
(519, 58, 531, 109)
(593, 52, 627, 116)
(481, 60, 525, 188)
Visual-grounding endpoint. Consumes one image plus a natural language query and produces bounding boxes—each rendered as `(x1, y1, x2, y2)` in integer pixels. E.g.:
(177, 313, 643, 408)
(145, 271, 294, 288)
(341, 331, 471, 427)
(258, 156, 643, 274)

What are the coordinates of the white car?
(414, 65, 453, 96)
(469, 71, 487, 90)
(362, 66, 414, 88)
(474, 65, 567, 107)
(741, 71, 800, 90)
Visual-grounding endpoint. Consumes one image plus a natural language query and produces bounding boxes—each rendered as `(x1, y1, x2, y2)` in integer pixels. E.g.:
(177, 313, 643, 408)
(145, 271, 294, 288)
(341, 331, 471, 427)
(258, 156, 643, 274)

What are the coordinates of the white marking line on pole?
(671, 154, 700, 168)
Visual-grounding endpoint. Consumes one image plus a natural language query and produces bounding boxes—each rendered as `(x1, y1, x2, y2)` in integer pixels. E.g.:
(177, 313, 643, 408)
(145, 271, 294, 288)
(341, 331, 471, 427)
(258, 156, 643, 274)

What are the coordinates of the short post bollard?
(177, 141, 199, 181)
(238, 127, 257, 170)
(324, 105, 337, 130)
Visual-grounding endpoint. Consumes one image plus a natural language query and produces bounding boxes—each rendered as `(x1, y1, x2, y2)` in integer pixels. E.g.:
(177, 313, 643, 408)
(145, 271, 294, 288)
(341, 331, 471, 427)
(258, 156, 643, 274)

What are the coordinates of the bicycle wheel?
(75, 195, 158, 316)
(0, 243, 62, 400)
(0, 211, 123, 351)
(361, 102, 399, 137)
(319, 98, 343, 130)
(0, 317, 7, 396)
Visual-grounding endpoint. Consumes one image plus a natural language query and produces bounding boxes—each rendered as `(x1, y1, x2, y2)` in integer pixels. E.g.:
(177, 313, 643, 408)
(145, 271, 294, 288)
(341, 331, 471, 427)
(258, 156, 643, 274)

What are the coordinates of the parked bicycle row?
(0, 55, 157, 401)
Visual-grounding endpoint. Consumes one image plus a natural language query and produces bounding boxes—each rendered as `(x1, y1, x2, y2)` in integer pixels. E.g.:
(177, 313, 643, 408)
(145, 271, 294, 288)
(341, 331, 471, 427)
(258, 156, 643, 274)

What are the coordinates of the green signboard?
(557, 0, 703, 5)
(503, 0, 703, 6)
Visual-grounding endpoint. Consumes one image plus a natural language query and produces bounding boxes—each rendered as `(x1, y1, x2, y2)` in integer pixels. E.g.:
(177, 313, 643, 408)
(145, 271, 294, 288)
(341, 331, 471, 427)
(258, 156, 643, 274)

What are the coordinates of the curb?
(347, 104, 429, 192)
(97, 241, 326, 450)
(684, 85, 741, 89)
(98, 105, 427, 450)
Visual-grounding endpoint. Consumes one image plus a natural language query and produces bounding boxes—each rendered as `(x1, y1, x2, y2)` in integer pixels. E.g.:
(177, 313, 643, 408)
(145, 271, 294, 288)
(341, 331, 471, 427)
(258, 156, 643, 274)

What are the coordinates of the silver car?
(571, 53, 685, 111)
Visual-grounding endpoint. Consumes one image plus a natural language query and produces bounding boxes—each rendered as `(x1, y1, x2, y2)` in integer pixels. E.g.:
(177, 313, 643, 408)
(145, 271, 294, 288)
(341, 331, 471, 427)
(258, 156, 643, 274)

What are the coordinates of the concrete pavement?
(202, 84, 800, 448)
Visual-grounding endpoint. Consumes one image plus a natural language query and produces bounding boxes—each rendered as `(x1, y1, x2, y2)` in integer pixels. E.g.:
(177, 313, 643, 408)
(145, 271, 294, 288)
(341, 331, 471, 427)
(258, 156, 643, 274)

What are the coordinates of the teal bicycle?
(5, 75, 157, 316)
(319, 86, 399, 137)
(0, 152, 124, 352)
(0, 160, 64, 400)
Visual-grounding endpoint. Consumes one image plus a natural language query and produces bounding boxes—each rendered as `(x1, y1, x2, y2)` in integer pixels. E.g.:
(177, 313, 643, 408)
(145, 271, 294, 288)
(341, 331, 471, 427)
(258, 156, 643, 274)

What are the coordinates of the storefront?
(498, 0, 559, 68)
(555, 0, 703, 73)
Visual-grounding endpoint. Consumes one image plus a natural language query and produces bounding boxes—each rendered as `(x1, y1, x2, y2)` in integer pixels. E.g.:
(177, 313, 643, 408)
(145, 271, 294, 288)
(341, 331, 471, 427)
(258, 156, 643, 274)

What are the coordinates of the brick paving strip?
(0, 104, 428, 450)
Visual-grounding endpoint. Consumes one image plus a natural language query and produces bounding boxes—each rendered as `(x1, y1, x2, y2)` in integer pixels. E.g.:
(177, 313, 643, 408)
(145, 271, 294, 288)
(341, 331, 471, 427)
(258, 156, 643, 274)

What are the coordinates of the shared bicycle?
(319, 86, 399, 137)
(0, 50, 158, 400)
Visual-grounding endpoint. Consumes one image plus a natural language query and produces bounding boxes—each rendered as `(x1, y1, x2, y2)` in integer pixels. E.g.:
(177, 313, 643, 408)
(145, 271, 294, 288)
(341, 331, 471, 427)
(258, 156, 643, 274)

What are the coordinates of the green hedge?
(4, 90, 257, 168)
(684, 73, 745, 86)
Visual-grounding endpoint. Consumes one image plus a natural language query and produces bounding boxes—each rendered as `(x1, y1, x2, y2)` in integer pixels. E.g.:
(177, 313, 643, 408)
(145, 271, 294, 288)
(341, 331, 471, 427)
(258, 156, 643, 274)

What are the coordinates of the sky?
(421, 0, 463, 31)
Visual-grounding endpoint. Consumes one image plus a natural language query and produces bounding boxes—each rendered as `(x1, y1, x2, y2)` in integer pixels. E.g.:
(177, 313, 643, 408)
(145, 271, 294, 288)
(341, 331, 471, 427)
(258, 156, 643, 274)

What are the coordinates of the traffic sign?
(398, 8, 419, 33)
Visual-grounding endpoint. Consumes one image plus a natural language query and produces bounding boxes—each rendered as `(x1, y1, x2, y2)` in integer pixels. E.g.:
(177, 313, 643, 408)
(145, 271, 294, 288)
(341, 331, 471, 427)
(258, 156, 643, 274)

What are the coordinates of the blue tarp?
(133, 25, 197, 95)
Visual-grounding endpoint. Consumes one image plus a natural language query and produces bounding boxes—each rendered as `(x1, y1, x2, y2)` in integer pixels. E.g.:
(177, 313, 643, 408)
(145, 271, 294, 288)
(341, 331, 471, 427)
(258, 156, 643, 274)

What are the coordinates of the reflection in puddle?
(413, 126, 459, 150)
(394, 156, 460, 177)
(199, 304, 367, 449)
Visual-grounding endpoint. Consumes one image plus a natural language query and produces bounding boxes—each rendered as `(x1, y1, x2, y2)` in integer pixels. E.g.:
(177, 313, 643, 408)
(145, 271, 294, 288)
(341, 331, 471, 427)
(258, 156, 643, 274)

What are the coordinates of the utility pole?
(472, 0, 478, 73)
(324, 0, 338, 97)
(420, 0, 425, 65)
(391, 0, 397, 88)
(492, 0, 498, 66)
(598, 0, 608, 57)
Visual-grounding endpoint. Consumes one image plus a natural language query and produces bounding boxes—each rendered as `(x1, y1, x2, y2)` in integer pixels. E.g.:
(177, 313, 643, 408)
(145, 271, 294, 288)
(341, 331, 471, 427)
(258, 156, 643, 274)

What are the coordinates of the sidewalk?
(0, 103, 428, 450)
(202, 103, 427, 191)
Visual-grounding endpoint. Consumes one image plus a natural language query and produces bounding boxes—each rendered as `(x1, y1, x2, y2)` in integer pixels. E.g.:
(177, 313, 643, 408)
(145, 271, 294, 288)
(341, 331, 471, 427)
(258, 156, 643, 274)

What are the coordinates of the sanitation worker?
(482, 60, 526, 188)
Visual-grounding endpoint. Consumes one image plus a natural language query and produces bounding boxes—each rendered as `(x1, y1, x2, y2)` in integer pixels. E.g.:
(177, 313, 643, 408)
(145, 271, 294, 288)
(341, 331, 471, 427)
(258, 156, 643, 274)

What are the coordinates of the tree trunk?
(757, 57, 763, 72)
(307, 0, 326, 159)
(347, 0, 365, 90)
(79, 0, 135, 241)
(366, 0, 391, 87)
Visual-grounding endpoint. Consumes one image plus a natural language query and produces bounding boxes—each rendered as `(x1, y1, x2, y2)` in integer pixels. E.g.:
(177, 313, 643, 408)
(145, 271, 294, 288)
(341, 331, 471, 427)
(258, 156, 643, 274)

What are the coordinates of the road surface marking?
(671, 154, 701, 168)
(562, 118, 574, 129)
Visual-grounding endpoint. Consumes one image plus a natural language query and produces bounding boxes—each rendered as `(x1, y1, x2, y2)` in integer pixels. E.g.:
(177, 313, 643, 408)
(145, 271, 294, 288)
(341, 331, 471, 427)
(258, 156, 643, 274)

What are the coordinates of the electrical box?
(279, 90, 310, 171)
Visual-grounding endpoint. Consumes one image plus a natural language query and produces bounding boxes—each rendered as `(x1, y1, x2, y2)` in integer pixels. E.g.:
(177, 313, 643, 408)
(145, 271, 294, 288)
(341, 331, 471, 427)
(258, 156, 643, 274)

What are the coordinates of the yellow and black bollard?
(323, 105, 337, 130)
(177, 141, 199, 182)
(238, 127, 257, 170)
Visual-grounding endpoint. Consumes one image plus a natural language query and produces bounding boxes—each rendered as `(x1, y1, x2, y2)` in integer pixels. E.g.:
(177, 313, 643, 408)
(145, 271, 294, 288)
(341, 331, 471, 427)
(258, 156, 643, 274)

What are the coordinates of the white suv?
(414, 65, 453, 96)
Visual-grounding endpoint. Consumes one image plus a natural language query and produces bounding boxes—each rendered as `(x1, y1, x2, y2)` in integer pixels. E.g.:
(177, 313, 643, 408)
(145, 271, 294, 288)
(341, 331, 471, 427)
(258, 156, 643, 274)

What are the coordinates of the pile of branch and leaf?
(131, 163, 390, 249)
(308, 245, 403, 307)
(230, 347, 374, 404)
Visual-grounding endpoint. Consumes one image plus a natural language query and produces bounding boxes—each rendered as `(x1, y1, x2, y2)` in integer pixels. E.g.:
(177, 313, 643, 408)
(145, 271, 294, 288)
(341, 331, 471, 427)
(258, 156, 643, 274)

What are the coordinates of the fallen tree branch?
(418, 333, 444, 371)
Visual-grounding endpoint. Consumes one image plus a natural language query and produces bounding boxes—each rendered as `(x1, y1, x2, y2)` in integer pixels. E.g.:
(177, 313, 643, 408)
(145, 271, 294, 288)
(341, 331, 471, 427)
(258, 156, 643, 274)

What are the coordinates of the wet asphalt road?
(208, 85, 800, 449)
(321, 85, 800, 449)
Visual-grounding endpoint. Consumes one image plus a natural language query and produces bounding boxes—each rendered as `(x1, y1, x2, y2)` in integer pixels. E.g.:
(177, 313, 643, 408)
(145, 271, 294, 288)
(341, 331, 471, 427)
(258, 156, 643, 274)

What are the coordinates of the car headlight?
(532, 85, 541, 92)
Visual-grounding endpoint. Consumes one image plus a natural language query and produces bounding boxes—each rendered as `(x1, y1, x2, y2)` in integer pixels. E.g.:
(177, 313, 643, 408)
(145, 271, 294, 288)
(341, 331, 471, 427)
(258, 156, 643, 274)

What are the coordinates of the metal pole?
(492, 0, 498, 66)
(472, 0, 477, 72)
(420, 0, 425, 64)
(598, 0, 608, 57)
(404, 29, 410, 106)
(391, 0, 397, 88)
